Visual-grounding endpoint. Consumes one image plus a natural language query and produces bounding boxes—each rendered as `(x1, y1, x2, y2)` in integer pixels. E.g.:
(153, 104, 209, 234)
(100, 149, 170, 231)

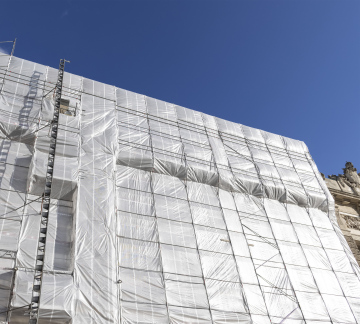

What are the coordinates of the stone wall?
(324, 162, 360, 266)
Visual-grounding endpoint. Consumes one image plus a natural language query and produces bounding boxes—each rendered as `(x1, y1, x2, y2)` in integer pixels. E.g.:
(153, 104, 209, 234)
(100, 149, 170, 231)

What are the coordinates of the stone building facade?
(324, 162, 360, 265)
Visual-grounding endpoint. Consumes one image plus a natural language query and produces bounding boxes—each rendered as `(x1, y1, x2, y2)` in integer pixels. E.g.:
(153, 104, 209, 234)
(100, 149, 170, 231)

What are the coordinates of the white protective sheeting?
(0, 55, 359, 324)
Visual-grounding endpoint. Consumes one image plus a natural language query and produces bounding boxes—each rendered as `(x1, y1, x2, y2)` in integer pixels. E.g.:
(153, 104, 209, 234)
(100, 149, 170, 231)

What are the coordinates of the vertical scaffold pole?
(0, 38, 16, 95)
(28, 59, 69, 324)
(10, 38, 16, 57)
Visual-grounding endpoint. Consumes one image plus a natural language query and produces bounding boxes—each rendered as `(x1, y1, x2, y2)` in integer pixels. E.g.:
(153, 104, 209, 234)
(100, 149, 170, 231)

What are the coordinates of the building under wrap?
(0, 54, 360, 324)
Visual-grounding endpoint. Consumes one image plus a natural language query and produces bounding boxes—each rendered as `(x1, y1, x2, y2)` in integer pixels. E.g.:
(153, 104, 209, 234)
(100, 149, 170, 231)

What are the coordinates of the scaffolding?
(0, 53, 359, 324)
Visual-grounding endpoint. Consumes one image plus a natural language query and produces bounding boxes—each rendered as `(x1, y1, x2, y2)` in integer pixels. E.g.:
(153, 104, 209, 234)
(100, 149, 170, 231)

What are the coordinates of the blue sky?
(1, 0, 359, 177)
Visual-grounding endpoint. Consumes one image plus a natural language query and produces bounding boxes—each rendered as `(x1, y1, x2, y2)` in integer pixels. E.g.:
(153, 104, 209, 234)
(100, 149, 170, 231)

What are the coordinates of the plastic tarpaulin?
(0, 55, 359, 324)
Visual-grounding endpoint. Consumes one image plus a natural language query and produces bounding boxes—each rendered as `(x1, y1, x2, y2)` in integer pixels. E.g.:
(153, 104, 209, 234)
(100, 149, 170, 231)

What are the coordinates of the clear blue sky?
(1, 0, 359, 177)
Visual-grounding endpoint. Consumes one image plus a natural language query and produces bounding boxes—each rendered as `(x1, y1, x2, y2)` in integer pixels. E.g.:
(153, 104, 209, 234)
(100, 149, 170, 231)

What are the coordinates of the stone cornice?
(328, 187, 360, 204)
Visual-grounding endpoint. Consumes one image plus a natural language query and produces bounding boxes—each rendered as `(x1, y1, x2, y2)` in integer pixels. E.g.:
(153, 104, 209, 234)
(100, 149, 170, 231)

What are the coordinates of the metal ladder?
(28, 59, 68, 324)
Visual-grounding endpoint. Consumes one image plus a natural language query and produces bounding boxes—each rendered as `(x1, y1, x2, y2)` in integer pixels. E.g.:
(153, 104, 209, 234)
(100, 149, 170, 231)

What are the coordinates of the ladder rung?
(31, 296, 39, 303)
(35, 265, 43, 271)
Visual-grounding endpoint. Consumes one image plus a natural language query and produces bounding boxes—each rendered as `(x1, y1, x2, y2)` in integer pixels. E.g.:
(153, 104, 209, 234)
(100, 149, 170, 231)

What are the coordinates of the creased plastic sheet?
(120, 268, 166, 304)
(0, 54, 360, 324)
(0, 270, 13, 322)
(165, 278, 208, 308)
(74, 79, 117, 323)
(11, 270, 73, 324)
(168, 306, 211, 324)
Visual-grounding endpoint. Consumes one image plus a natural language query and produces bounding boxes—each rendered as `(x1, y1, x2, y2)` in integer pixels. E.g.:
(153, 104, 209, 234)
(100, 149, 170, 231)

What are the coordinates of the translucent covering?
(0, 55, 359, 323)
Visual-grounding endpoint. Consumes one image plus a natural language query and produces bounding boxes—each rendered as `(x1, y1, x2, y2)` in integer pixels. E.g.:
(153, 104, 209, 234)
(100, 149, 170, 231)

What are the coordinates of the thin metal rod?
(10, 38, 16, 57)
(279, 307, 299, 324)
(42, 86, 56, 98)
(255, 253, 280, 270)
(0, 304, 31, 315)
(0, 197, 42, 220)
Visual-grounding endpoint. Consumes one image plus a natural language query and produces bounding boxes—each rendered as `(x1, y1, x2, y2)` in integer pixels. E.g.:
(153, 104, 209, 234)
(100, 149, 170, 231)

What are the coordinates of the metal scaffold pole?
(10, 38, 16, 57)
(28, 58, 69, 324)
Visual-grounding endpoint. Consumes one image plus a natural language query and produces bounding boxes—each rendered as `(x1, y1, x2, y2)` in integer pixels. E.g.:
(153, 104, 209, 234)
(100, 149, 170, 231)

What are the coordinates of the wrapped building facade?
(0, 54, 360, 324)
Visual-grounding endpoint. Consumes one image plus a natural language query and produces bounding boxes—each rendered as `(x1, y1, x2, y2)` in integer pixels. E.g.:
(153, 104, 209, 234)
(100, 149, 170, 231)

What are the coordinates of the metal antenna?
(0, 39, 16, 56)
(0, 38, 17, 94)
(10, 38, 16, 57)
(28, 59, 69, 324)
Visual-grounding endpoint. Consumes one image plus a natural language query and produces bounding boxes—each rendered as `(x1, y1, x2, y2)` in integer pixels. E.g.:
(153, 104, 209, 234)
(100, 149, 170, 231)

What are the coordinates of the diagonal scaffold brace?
(28, 58, 69, 324)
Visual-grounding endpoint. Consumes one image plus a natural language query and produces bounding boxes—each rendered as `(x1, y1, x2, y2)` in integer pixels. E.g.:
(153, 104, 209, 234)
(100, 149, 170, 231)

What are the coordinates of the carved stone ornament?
(328, 162, 360, 188)
(343, 215, 360, 231)
(343, 162, 360, 188)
